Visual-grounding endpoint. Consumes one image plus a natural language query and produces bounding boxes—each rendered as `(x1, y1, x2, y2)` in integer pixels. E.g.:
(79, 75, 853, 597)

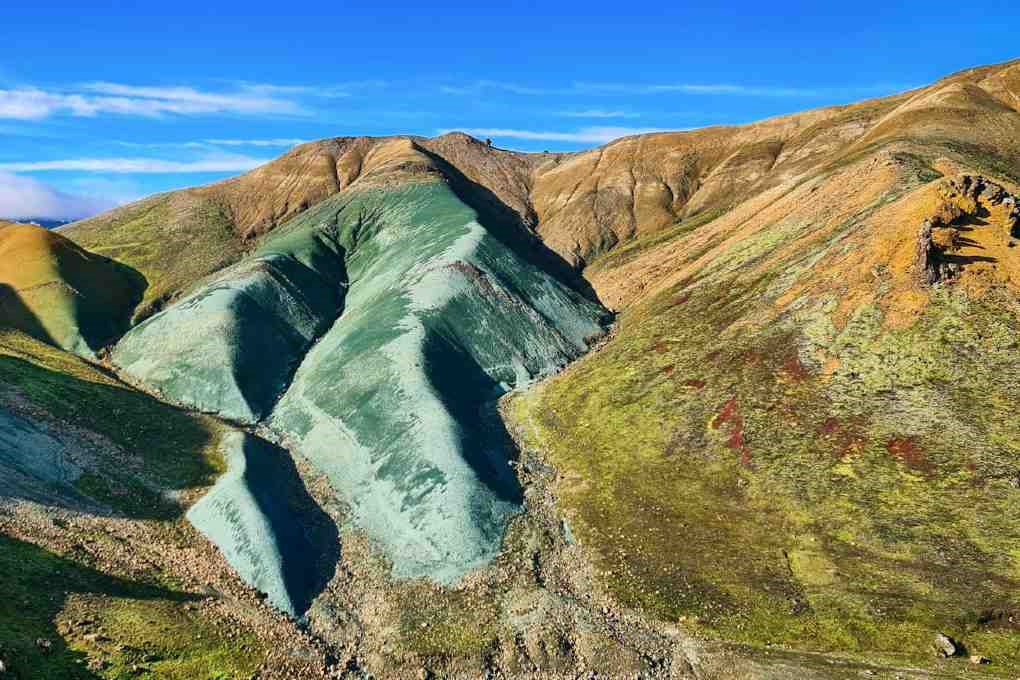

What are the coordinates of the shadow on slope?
(420, 330, 524, 508)
(0, 331, 221, 520)
(187, 432, 340, 616)
(0, 223, 147, 357)
(0, 532, 200, 680)
(0, 282, 57, 348)
(113, 238, 347, 424)
(419, 147, 606, 307)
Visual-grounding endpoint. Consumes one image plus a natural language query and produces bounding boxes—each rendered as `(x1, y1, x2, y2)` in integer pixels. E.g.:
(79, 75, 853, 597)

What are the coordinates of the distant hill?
(1, 218, 73, 230)
(4, 57, 1020, 679)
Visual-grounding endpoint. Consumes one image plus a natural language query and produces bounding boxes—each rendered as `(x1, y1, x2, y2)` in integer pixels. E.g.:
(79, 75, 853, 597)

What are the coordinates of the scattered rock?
(915, 220, 960, 286)
(0, 658, 6, 673)
(35, 638, 53, 653)
(969, 654, 990, 665)
(933, 632, 957, 657)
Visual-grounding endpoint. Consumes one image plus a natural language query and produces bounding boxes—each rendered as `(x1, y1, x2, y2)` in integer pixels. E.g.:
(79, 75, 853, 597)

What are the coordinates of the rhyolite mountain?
(2, 58, 1020, 679)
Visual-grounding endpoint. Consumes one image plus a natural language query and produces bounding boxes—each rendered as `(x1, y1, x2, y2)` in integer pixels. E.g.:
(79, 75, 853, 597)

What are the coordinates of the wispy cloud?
(440, 80, 558, 96)
(199, 138, 308, 147)
(0, 172, 118, 219)
(572, 82, 831, 97)
(441, 79, 905, 99)
(0, 82, 324, 120)
(0, 155, 268, 173)
(557, 109, 641, 119)
(443, 126, 672, 145)
(116, 138, 307, 149)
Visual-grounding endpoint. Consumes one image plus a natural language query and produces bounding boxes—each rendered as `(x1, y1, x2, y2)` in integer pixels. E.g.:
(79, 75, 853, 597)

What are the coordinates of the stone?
(933, 632, 957, 657)
(969, 655, 990, 664)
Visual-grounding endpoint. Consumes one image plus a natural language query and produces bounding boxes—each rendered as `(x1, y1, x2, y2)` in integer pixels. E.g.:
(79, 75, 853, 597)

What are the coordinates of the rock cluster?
(914, 175, 1020, 286)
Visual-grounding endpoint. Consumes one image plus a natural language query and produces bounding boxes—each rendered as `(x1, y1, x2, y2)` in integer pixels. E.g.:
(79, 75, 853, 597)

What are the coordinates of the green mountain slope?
(110, 142, 607, 590)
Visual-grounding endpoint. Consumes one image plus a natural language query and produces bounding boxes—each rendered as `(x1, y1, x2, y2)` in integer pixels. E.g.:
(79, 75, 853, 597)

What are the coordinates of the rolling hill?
(2, 57, 1020, 679)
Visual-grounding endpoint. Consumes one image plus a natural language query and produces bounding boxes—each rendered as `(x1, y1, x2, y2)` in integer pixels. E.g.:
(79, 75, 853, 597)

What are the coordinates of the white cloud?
(0, 172, 118, 219)
(0, 89, 77, 120)
(572, 82, 831, 97)
(115, 138, 307, 149)
(229, 79, 387, 98)
(444, 126, 672, 145)
(441, 80, 907, 99)
(557, 109, 641, 119)
(440, 80, 558, 96)
(0, 82, 311, 120)
(201, 138, 308, 147)
(0, 155, 268, 173)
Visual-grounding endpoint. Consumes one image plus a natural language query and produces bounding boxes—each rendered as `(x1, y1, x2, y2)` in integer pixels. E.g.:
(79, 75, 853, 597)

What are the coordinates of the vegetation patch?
(510, 262, 1020, 671)
(0, 533, 262, 680)
(0, 329, 224, 516)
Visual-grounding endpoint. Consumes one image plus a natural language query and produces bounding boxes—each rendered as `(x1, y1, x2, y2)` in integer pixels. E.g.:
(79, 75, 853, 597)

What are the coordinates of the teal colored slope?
(110, 178, 608, 605)
(0, 409, 86, 507)
(186, 431, 338, 617)
(112, 231, 345, 422)
(269, 181, 608, 583)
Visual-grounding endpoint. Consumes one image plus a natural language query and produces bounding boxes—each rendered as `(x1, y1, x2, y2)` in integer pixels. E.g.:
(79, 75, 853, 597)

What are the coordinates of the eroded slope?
(106, 140, 608, 596)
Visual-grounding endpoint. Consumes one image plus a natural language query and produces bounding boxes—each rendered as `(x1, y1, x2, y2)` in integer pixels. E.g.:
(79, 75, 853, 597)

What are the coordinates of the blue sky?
(1, 1, 1017, 219)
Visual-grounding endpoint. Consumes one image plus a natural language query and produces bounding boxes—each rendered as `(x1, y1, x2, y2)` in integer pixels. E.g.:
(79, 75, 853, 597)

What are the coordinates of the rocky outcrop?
(914, 219, 960, 286)
(913, 175, 1020, 287)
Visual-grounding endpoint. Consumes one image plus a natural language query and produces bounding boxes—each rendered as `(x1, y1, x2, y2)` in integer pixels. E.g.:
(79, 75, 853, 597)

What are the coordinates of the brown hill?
(0, 221, 142, 356)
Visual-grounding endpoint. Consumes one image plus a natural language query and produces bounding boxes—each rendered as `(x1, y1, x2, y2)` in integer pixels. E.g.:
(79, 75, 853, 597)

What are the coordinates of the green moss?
(396, 586, 498, 658)
(587, 207, 729, 273)
(73, 597, 262, 680)
(62, 194, 244, 322)
(510, 221, 1020, 671)
(0, 533, 98, 679)
(0, 533, 261, 680)
(0, 330, 224, 516)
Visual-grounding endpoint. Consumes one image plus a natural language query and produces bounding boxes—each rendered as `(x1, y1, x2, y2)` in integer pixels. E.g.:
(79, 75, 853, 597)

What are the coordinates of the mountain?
(0, 218, 73, 230)
(0, 221, 143, 357)
(2, 58, 1020, 679)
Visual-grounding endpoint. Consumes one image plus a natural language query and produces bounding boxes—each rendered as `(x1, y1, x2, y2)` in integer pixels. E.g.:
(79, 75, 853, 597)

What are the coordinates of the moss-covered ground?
(0, 533, 261, 680)
(0, 330, 266, 678)
(0, 330, 224, 516)
(61, 193, 243, 322)
(509, 166, 1020, 671)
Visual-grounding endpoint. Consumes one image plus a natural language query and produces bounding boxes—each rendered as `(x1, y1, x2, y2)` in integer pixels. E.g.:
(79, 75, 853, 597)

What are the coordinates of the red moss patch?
(662, 365, 675, 375)
(817, 416, 868, 458)
(674, 293, 691, 305)
(781, 354, 811, 382)
(819, 417, 840, 435)
(684, 378, 706, 389)
(886, 437, 930, 472)
(712, 397, 751, 466)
